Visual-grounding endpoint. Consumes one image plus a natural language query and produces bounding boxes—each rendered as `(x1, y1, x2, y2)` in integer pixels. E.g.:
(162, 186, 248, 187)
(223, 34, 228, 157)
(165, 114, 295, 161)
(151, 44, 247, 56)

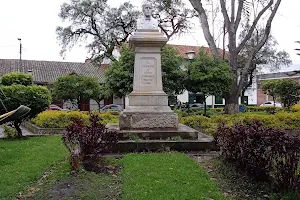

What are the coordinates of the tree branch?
(235, 0, 244, 31)
(220, 0, 231, 31)
(236, 0, 274, 54)
(189, 0, 220, 58)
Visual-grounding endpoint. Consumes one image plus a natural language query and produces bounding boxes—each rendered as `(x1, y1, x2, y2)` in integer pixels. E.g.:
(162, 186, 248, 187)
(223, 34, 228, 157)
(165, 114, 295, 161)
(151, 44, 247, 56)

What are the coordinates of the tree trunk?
(77, 98, 81, 111)
(14, 119, 22, 138)
(224, 90, 240, 114)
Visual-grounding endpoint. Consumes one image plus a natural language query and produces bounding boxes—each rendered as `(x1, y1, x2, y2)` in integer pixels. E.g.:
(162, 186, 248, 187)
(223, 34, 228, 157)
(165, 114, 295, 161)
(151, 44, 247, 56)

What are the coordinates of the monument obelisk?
(119, 1, 178, 130)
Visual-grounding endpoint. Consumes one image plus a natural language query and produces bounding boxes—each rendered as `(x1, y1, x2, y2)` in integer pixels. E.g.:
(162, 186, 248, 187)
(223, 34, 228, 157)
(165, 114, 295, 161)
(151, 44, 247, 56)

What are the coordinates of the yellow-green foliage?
(291, 104, 300, 112)
(32, 110, 89, 128)
(246, 106, 283, 112)
(98, 110, 119, 125)
(32, 110, 119, 128)
(179, 115, 217, 136)
(180, 112, 300, 137)
(210, 108, 223, 112)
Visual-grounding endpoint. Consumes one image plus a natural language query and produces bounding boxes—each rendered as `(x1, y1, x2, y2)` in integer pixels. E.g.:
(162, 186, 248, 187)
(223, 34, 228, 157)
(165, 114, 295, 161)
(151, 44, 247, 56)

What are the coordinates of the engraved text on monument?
(140, 58, 157, 86)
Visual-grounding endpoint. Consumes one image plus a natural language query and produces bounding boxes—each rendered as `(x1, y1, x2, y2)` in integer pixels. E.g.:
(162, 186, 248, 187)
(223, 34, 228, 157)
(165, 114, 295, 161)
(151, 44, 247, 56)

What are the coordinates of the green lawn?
(0, 136, 67, 199)
(121, 153, 227, 200)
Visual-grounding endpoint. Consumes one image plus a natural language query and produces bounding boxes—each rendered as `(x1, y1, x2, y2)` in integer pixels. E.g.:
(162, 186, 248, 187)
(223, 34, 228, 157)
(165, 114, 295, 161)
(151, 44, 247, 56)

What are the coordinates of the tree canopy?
(104, 44, 185, 100)
(184, 50, 232, 114)
(261, 79, 300, 109)
(56, 0, 194, 63)
(52, 74, 102, 110)
(189, 0, 282, 114)
(1, 72, 33, 86)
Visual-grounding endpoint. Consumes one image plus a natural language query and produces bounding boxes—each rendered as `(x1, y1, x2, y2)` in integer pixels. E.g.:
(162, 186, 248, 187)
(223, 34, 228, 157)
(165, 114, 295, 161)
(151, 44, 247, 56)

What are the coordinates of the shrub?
(1, 85, 51, 117)
(1, 72, 33, 86)
(216, 121, 300, 192)
(32, 110, 89, 128)
(210, 108, 223, 112)
(62, 114, 119, 171)
(291, 104, 300, 112)
(180, 115, 217, 136)
(98, 111, 119, 125)
(2, 125, 18, 139)
(32, 110, 119, 129)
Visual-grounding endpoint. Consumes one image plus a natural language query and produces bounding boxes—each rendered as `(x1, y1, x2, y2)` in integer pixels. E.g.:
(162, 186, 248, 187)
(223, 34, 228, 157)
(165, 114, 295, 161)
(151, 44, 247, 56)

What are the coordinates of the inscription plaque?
(140, 58, 157, 86)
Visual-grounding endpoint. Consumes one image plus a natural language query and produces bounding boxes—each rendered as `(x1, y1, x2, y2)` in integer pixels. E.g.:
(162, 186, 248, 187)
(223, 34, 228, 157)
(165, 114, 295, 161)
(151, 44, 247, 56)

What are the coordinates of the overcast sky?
(0, 0, 299, 72)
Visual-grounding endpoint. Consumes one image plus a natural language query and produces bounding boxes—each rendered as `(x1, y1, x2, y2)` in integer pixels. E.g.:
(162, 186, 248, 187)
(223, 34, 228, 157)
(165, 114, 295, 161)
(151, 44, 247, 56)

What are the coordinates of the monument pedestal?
(119, 30, 178, 130)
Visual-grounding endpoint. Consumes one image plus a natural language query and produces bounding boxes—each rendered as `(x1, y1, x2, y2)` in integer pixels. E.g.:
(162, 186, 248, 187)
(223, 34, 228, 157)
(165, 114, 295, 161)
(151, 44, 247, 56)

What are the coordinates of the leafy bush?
(98, 111, 119, 124)
(216, 121, 300, 192)
(32, 110, 89, 128)
(291, 104, 300, 112)
(62, 114, 118, 170)
(180, 115, 217, 136)
(32, 110, 119, 128)
(2, 125, 18, 139)
(180, 112, 300, 137)
(246, 106, 283, 112)
(210, 108, 223, 112)
(1, 85, 51, 117)
(1, 72, 33, 86)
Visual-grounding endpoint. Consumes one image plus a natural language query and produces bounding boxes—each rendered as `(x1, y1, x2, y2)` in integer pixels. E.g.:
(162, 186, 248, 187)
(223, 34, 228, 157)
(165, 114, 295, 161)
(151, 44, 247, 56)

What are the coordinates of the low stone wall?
(23, 121, 65, 135)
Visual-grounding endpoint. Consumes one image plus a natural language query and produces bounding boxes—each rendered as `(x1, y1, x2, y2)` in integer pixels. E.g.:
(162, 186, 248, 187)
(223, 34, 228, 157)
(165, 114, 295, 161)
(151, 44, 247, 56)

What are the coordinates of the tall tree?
(274, 79, 300, 109)
(151, 0, 196, 40)
(53, 74, 102, 110)
(104, 44, 185, 100)
(57, 0, 140, 63)
(189, 0, 282, 114)
(239, 28, 292, 101)
(184, 50, 232, 115)
(57, 0, 194, 63)
(261, 80, 278, 107)
(261, 79, 300, 109)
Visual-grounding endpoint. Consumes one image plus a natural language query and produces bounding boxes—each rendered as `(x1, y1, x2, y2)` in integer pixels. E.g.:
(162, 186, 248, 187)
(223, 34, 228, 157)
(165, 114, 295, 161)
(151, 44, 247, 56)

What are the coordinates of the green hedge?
(32, 110, 119, 128)
(1, 85, 51, 117)
(180, 112, 300, 137)
(1, 72, 33, 86)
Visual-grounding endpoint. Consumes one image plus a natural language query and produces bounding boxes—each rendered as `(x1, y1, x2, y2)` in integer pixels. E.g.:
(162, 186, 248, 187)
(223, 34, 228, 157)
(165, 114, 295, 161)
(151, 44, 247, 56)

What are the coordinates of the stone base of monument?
(107, 124, 218, 152)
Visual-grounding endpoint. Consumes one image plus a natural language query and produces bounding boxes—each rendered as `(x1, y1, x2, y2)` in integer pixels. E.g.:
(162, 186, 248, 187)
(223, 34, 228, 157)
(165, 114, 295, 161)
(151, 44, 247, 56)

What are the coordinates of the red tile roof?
(168, 44, 227, 59)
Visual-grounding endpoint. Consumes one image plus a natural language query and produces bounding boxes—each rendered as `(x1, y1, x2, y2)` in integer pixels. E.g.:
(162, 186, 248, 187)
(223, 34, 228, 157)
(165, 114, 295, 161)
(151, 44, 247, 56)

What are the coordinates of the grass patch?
(0, 136, 67, 199)
(121, 153, 227, 200)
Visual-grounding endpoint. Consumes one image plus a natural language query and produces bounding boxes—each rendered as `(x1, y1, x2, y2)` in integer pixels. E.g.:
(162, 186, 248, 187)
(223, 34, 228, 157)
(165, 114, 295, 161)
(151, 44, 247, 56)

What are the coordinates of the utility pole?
(17, 38, 22, 72)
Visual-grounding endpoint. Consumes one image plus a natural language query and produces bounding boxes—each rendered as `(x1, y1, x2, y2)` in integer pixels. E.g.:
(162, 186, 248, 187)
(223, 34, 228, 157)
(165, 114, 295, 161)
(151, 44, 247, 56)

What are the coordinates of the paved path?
(0, 126, 33, 138)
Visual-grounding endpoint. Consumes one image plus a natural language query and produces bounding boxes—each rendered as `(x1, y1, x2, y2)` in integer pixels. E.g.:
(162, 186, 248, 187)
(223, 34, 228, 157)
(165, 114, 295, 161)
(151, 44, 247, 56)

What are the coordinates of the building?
(257, 71, 300, 106)
(0, 59, 124, 111)
(0, 44, 264, 110)
(171, 44, 257, 107)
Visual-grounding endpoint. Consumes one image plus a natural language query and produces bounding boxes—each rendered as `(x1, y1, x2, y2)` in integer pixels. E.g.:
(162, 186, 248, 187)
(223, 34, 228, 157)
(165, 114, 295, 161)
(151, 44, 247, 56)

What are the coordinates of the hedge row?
(180, 112, 300, 137)
(217, 121, 300, 193)
(32, 110, 119, 128)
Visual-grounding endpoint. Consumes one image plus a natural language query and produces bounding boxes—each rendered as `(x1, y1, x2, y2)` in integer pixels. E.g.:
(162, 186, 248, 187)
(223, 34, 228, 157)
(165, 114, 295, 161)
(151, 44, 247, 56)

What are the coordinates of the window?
(242, 96, 249, 105)
(215, 95, 223, 104)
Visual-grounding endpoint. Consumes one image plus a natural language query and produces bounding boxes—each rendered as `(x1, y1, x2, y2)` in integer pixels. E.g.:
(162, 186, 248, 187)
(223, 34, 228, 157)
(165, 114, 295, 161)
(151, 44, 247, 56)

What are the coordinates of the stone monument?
(119, 1, 178, 130)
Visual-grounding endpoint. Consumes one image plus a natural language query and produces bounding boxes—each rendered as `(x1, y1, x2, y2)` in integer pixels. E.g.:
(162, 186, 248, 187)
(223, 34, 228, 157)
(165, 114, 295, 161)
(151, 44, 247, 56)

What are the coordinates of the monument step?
(107, 123, 209, 140)
(112, 139, 218, 153)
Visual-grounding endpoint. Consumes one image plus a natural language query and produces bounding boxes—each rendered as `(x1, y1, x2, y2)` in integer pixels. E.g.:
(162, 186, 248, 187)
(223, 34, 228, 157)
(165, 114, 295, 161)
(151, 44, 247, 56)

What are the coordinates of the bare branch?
(219, 0, 231, 31)
(236, 0, 274, 54)
(235, 0, 244, 30)
(189, 0, 220, 58)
